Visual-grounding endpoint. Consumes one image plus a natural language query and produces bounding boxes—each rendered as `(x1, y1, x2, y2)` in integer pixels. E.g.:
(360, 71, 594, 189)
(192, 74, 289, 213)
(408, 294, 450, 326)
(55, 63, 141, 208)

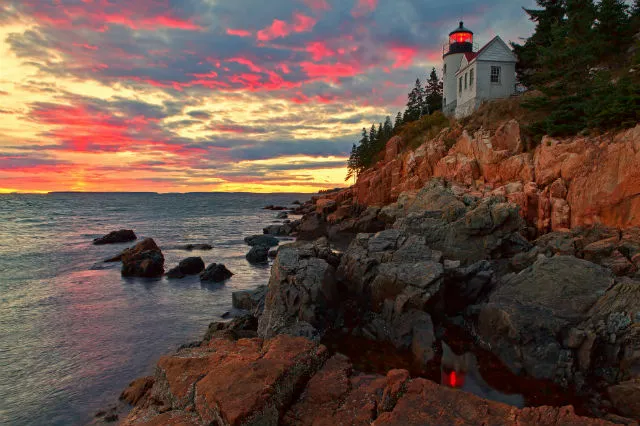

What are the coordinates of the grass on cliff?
(395, 111, 451, 150)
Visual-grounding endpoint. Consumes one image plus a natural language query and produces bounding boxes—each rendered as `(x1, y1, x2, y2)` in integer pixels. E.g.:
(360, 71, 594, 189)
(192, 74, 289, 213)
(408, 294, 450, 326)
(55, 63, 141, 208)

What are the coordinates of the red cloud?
(27, 102, 204, 155)
(390, 46, 417, 69)
(26, 1, 201, 31)
(228, 57, 263, 73)
(292, 12, 316, 32)
(300, 62, 359, 80)
(352, 0, 377, 17)
(257, 19, 290, 41)
(257, 12, 316, 41)
(226, 28, 253, 37)
(306, 41, 335, 61)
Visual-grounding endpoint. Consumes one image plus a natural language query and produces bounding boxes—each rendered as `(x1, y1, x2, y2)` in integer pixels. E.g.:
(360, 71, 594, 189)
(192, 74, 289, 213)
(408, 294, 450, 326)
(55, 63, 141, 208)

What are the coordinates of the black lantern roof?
(449, 21, 473, 36)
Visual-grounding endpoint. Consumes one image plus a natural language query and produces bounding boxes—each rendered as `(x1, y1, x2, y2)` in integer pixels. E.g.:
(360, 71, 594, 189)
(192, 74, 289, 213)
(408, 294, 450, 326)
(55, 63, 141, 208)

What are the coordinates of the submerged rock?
(166, 257, 205, 279)
(199, 263, 233, 282)
(244, 234, 279, 247)
(174, 243, 213, 251)
(93, 229, 137, 245)
(120, 238, 164, 278)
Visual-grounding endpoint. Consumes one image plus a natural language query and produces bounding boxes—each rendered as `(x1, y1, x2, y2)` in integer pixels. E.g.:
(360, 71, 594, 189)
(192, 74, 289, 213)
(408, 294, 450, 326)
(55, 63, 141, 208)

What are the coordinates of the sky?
(0, 0, 537, 193)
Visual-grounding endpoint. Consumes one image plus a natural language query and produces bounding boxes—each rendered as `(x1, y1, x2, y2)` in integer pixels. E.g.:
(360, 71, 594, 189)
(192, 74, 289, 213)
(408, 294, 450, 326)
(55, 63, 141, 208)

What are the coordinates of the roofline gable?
(455, 35, 516, 76)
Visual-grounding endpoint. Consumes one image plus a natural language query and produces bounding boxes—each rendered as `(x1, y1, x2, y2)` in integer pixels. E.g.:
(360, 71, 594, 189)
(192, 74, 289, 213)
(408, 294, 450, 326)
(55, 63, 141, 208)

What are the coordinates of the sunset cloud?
(0, 0, 537, 193)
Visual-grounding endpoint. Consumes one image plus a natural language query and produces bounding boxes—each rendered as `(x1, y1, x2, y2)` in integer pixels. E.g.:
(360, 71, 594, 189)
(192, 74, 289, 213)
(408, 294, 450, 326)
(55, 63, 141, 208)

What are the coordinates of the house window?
(464, 72, 468, 89)
(459, 77, 462, 93)
(491, 66, 501, 84)
(444, 64, 447, 74)
(470, 69, 474, 86)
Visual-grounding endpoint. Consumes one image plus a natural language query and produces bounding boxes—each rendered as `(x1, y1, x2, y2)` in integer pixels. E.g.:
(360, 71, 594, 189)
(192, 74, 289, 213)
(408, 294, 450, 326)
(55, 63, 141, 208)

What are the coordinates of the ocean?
(0, 192, 307, 426)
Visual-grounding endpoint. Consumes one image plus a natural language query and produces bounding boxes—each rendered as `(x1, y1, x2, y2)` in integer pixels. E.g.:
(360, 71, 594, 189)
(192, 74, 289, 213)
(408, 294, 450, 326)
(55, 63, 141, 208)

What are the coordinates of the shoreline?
(104, 122, 640, 425)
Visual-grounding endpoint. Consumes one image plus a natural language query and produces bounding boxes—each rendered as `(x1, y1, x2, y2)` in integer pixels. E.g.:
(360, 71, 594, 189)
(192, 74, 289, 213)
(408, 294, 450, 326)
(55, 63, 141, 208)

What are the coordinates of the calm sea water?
(0, 192, 307, 426)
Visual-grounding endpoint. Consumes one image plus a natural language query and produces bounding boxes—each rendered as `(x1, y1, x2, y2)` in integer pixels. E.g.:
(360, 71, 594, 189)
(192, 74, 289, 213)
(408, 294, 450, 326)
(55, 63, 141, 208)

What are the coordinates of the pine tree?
(424, 67, 443, 114)
(383, 116, 393, 139)
(405, 78, 425, 122)
(369, 124, 377, 147)
(595, 0, 631, 56)
(394, 111, 403, 131)
(511, 0, 567, 88)
(345, 143, 359, 181)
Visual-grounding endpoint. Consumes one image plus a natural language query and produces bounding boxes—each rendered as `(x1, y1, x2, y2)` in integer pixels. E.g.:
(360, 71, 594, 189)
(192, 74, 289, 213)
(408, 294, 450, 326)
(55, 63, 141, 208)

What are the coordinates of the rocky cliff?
(350, 122, 640, 234)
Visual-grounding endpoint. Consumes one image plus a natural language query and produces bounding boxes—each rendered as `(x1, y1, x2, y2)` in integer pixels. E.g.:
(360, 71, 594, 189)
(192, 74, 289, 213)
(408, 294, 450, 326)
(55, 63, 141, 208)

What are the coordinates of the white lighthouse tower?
(442, 22, 474, 116)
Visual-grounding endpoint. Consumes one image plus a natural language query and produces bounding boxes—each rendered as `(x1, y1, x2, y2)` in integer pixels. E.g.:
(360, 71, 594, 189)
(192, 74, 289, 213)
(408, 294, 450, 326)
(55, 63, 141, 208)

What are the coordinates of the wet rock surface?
(120, 238, 164, 278)
(166, 257, 205, 279)
(245, 245, 269, 264)
(257, 238, 340, 340)
(93, 229, 137, 245)
(244, 234, 279, 247)
(199, 263, 233, 282)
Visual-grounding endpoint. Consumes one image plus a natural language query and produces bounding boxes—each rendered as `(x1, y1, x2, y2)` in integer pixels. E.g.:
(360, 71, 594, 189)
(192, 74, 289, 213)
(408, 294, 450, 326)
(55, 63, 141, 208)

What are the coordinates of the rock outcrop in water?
(93, 229, 137, 245)
(120, 238, 164, 278)
(166, 257, 206, 279)
(200, 263, 233, 282)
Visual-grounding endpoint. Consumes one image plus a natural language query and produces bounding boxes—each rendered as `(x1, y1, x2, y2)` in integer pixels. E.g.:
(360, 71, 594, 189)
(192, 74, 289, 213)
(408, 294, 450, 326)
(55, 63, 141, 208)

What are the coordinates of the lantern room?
(445, 21, 474, 56)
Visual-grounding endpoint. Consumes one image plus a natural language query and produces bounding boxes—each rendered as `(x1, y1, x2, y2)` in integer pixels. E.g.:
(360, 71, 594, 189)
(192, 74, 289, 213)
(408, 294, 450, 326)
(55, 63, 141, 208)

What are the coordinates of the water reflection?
(440, 341, 525, 407)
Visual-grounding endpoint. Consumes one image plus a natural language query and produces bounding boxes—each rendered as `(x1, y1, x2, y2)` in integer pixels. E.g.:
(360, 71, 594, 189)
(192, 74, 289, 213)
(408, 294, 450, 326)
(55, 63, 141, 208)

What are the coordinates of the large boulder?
(258, 238, 339, 339)
(232, 285, 267, 313)
(122, 335, 329, 426)
(478, 255, 615, 382)
(246, 245, 269, 264)
(337, 230, 444, 308)
(296, 213, 327, 240)
(121, 238, 164, 278)
(392, 179, 529, 264)
(263, 220, 300, 236)
(93, 229, 137, 245)
(200, 263, 233, 282)
(167, 257, 205, 279)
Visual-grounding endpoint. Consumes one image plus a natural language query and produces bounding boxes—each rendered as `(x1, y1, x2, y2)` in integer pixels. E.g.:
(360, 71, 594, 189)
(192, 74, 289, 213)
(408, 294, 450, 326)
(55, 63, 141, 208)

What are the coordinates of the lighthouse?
(441, 21, 518, 118)
(442, 21, 474, 115)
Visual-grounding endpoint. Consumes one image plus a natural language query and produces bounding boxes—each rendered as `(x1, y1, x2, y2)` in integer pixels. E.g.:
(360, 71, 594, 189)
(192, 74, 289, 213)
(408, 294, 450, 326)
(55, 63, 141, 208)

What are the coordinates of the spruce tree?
(405, 78, 425, 121)
(595, 0, 631, 56)
(394, 111, 403, 131)
(511, 0, 567, 88)
(425, 67, 443, 114)
(345, 143, 359, 181)
(383, 116, 393, 139)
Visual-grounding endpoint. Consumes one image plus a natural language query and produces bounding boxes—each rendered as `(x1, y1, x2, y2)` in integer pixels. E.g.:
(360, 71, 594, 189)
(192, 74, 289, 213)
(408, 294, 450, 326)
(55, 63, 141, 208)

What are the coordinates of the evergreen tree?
(345, 143, 359, 181)
(424, 67, 443, 114)
(405, 78, 425, 121)
(383, 116, 393, 139)
(369, 124, 377, 147)
(394, 111, 403, 131)
(595, 0, 631, 56)
(511, 0, 567, 88)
